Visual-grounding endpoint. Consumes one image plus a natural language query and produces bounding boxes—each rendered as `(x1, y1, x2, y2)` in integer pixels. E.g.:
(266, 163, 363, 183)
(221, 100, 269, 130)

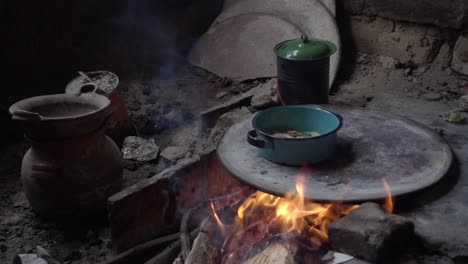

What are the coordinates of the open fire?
(211, 167, 395, 263)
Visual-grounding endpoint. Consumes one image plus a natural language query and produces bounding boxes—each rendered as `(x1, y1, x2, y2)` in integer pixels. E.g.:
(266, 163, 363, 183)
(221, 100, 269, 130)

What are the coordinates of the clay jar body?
(9, 91, 123, 220)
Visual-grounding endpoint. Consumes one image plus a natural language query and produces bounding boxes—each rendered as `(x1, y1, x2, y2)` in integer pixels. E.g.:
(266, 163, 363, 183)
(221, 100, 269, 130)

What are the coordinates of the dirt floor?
(0, 54, 467, 263)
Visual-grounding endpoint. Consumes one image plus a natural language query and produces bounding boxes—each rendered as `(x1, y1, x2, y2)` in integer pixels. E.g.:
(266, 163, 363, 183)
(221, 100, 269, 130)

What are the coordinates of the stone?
(434, 42, 452, 68)
(328, 203, 414, 262)
(442, 110, 465, 124)
(199, 91, 254, 134)
(122, 136, 159, 162)
(208, 107, 252, 143)
(416, 255, 455, 264)
(251, 79, 279, 109)
(216, 91, 229, 99)
(2, 213, 23, 226)
(378, 56, 396, 69)
(422, 92, 442, 101)
(451, 35, 468, 76)
(362, 0, 467, 29)
(351, 16, 442, 65)
(12, 192, 29, 208)
(160, 146, 189, 161)
(459, 95, 468, 111)
(404, 68, 412, 76)
(13, 254, 48, 264)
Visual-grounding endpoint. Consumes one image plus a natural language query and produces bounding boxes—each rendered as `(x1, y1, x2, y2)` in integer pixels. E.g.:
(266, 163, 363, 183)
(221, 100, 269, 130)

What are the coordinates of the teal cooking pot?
(247, 106, 343, 165)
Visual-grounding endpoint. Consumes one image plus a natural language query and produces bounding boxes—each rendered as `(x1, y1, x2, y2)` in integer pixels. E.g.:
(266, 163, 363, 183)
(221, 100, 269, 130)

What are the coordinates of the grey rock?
(13, 254, 48, 264)
(209, 107, 252, 143)
(415, 255, 454, 264)
(216, 91, 229, 99)
(328, 202, 414, 262)
(160, 146, 189, 161)
(251, 79, 279, 109)
(459, 94, 468, 110)
(404, 68, 413, 76)
(378, 56, 396, 69)
(434, 42, 452, 68)
(12, 192, 29, 208)
(3, 213, 23, 226)
(422, 92, 442, 101)
(122, 136, 159, 162)
(451, 35, 468, 75)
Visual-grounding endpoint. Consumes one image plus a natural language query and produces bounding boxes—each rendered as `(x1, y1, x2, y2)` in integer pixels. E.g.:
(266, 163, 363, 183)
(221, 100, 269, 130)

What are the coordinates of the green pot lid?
(274, 35, 337, 60)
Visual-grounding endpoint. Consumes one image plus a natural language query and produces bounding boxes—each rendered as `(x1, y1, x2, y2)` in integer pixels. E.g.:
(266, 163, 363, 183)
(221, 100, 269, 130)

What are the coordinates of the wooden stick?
(102, 233, 180, 264)
(144, 229, 199, 264)
(180, 208, 193, 261)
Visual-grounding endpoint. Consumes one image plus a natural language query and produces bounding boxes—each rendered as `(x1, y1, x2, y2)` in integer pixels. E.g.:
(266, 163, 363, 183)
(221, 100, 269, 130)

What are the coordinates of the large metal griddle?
(217, 106, 453, 202)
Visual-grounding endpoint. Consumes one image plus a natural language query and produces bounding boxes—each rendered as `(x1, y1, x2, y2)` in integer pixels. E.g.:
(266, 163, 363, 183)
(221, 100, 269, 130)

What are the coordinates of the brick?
(108, 148, 247, 252)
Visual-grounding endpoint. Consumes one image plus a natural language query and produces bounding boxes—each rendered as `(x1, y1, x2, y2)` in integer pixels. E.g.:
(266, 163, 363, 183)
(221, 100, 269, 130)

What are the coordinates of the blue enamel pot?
(247, 106, 343, 166)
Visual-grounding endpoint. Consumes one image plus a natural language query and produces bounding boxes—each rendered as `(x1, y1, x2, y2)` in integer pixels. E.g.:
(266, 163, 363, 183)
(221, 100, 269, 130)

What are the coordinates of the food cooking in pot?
(271, 130, 321, 138)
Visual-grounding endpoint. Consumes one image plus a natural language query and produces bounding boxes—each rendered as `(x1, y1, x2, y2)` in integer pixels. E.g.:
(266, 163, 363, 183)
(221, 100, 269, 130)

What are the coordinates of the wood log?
(241, 240, 298, 264)
(180, 208, 193, 261)
(144, 229, 199, 264)
(185, 218, 219, 264)
(102, 233, 180, 264)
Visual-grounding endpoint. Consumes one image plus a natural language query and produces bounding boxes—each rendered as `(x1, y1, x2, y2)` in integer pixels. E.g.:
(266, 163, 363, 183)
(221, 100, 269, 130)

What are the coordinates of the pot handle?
(247, 130, 273, 149)
(11, 109, 43, 121)
(76, 82, 100, 96)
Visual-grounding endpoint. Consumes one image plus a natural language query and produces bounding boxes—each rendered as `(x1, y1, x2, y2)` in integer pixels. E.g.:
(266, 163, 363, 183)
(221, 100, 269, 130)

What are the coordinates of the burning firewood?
(180, 208, 194, 261)
(241, 240, 298, 264)
(185, 217, 220, 264)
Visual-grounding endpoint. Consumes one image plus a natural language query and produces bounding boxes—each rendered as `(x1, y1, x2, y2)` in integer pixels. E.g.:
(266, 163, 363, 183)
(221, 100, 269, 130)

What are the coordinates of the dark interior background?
(2, 0, 466, 140)
(1, 0, 223, 139)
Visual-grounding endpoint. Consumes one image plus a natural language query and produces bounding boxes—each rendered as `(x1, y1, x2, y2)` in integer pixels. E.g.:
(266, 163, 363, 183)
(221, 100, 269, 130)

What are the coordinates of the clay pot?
(9, 88, 123, 220)
(66, 71, 134, 147)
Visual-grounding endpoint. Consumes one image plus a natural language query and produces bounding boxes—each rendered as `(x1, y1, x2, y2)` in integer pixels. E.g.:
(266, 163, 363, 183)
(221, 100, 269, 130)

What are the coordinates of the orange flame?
(211, 171, 396, 255)
(381, 178, 395, 213)
(211, 202, 225, 232)
(236, 171, 359, 247)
